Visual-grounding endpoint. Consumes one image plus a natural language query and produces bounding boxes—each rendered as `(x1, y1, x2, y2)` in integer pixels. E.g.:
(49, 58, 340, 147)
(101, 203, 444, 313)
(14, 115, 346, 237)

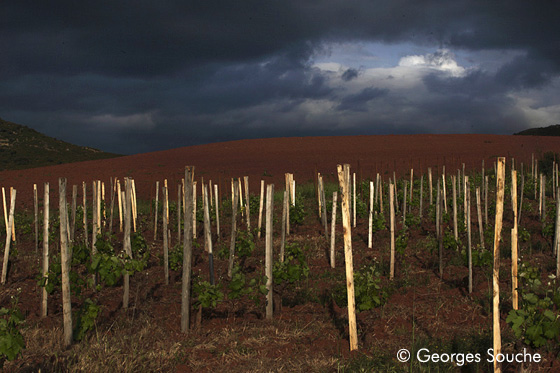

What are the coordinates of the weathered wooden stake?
(163, 186, 169, 285)
(368, 181, 373, 249)
(419, 175, 423, 218)
(181, 166, 194, 333)
(512, 170, 519, 310)
(389, 181, 395, 280)
(71, 185, 77, 242)
(337, 164, 358, 351)
(41, 183, 49, 317)
(467, 179, 472, 293)
(203, 184, 215, 285)
(227, 180, 239, 279)
(154, 181, 159, 240)
(428, 167, 433, 205)
(492, 157, 505, 373)
(280, 190, 288, 262)
(59, 179, 72, 347)
(1, 189, 16, 284)
(476, 187, 484, 248)
(83, 182, 89, 246)
(257, 180, 264, 238)
(452, 175, 458, 241)
(265, 184, 274, 320)
(34, 184, 39, 254)
(214, 184, 220, 238)
(244, 176, 251, 231)
(123, 179, 133, 309)
(330, 191, 338, 268)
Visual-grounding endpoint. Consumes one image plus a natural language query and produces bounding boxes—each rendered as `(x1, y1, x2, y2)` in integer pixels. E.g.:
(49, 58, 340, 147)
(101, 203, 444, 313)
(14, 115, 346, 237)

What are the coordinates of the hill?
(0, 117, 120, 170)
(514, 124, 560, 136)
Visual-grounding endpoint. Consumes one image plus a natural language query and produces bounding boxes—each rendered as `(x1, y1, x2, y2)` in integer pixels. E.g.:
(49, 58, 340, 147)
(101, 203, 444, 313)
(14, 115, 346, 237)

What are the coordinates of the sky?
(1, 1, 560, 155)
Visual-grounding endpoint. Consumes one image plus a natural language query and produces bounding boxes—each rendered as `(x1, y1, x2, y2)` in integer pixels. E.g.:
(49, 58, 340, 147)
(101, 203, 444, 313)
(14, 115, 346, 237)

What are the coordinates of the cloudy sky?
(1, 1, 559, 154)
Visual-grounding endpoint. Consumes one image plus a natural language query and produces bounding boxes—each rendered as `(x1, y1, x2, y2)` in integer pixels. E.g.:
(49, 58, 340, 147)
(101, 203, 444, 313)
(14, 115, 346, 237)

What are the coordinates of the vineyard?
(1, 150, 560, 372)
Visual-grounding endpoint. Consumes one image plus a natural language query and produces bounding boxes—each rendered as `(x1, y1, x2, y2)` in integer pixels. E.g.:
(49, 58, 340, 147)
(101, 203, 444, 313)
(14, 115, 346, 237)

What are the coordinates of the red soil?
(2, 134, 560, 210)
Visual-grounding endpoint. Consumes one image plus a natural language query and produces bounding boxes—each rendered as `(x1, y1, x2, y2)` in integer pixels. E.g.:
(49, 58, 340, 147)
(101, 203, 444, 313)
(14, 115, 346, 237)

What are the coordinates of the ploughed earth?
(1, 134, 560, 372)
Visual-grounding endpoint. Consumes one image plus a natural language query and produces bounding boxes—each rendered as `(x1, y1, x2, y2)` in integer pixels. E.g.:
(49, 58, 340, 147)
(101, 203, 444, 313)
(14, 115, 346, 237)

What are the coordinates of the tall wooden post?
(34, 184, 39, 254)
(244, 176, 251, 231)
(389, 181, 395, 280)
(227, 180, 239, 279)
(181, 167, 194, 333)
(163, 186, 169, 285)
(203, 184, 215, 285)
(214, 184, 220, 238)
(452, 175, 458, 240)
(154, 181, 159, 240)
(83, 182, 88, 246)
(467, 179, 472, 293)
(257, 180, 265, 239)
(512, 170, 519, 310)
(123, 179, 133, 309)
(330, 191, 338, 268)
(59, 179, 72, 347)
(337, 164, 358, 351)
(70, 185, 77, 242)
(280, 190, 288, 262)
(265, 184, 274, 320)
(492, 157, 506, 373)
(41, 183, 49, 317)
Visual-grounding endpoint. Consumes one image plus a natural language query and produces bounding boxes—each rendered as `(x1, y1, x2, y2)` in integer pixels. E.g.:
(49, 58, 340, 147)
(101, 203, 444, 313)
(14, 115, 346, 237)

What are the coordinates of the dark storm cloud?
(1, 1, 560, 153)
(337, 87, 389, 112)
(341, 68, 359, 82)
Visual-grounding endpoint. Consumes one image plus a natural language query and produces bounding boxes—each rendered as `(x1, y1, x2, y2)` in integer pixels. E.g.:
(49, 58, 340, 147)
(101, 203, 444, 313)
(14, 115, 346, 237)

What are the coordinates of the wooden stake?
(330, 191, 338, 268)
(353, 173, 357, 227)
(428, 167, 433, 206)
(265, 184, 274, 320)
(41, 183, 49, 317)
(70, 185, 77, 242)
(280, 190, 288, 262)
(154, 181, 159, 240)
(492, 157, 505, 373)
(203, 184, 215, 285)
(402, 181, 407, 227)
(227, 180, 239, 279)
(1, 189, 16, 284)
(214, 184, 220, 238)
(244, 176, 250, 231)
(163, 186, 169, 285)
(467, 179, 472, 293)
(368, 181, 373, 249)
(83, 182, 89, 246)
(92, 181, 98, 253)
(123, 178, 133, 309)
(117, 180, 123, 232)
(34, 184, 39, 254)
(512, 170, 519, 310)
(419, 175, 423, 218)
(193, 182, 197, 239)
(485, 176, 489, 228)
(337, 164, 358, 351)
(178, 184, 182, 244)
(390, 181, 395, 280)
(320, 176, 328, 240)
(476, 187, 484, 248)
(257, 180, 265, 239)
(442, 170, 448, 213)
(59, 179, 72, 347)
(452, 175, 458, 240)
(181, 166, 194, 333)
(131, 179, 137, 232)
